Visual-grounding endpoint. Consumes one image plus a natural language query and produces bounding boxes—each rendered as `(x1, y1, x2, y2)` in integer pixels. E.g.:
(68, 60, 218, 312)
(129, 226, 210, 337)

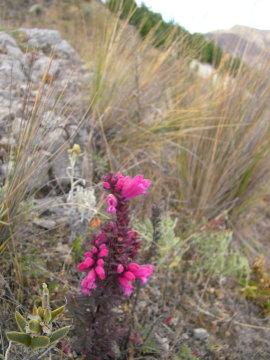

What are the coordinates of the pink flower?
(106, 206, 116, 214)
(77, 256, 95, 271)
(130, 264, 155, 284)
(118, 263, 155, 295)
(91, 246, 98, 254)
(98, 244, 109, 257)
(116, 174, 151, 200)
(118, 276, 134, 295)
(81, 269, 97, 295)
(103, 182, 111, 189)
(117, 264, 124, 274)
(105, 194, 117, 206)
(115, 172, 125, 190)
(105, 194, 118, 215)
(127, 263, 139, 272)
(123, 271, 136, 282)
(95, 264, 106, 279)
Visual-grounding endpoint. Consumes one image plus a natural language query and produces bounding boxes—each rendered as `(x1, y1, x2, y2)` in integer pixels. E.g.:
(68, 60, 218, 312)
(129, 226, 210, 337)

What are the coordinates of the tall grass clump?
(9, 0, 270, 225)
(0, 66, 75, 258)
(79, 4, 270, 224)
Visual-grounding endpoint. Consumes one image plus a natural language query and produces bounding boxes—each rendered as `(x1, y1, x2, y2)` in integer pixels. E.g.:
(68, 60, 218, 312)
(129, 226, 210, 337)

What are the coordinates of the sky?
(136, 0, 270, 34)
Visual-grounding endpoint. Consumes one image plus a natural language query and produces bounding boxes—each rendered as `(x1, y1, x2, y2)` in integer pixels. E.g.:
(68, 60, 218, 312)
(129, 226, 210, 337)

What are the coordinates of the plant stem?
(4, 342, 12, 360)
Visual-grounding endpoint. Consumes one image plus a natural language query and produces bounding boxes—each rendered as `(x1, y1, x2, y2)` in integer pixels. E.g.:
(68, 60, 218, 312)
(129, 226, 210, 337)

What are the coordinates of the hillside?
(207, 25, 270, 64)
(2, 2, 270, 360)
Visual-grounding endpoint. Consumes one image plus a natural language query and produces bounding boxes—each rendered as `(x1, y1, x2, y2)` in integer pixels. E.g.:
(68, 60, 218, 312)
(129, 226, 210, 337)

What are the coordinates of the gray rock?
(55, 40, 79, 60)
(19, 28, 62, 51)
(0, 55, 25, 83)
(44, 128, 68, 153)
(0, 32, 23, 58)
(31, 56, 61, 82)
(41, 111, 63, 130)
(26, 152, 51, 192)
(33, 218, 56, 230)
(50, 150, 71, 188)
(193, 328, 209, 340)
(33, 196, 65, 217)
(0, 28, 90, 196)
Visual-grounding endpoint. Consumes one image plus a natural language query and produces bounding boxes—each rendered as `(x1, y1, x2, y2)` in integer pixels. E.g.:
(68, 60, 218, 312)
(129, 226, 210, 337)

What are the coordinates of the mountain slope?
(206, 25, 270, 64)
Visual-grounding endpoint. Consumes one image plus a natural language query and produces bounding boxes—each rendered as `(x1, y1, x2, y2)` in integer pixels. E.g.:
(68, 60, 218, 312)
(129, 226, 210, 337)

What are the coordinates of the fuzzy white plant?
(66, 144, 96, 224)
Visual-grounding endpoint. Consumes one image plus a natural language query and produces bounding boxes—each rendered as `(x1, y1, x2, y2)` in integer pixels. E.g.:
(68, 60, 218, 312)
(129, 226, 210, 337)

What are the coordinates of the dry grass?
(71, 3, 270, 223)
(3, 0, 270, 226)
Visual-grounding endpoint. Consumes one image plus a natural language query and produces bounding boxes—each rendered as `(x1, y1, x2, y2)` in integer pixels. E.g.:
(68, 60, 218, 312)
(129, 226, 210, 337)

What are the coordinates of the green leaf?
(30, 336, 50, 349)
(37, 307, 44, 319)
(43, 309, 52, 323)
(15, 311, 27, 332)
(50, 326, 70, 344)
(51, 305, 65, 320)
(28, 320, 41, 334)
(6, 332, 31, 347)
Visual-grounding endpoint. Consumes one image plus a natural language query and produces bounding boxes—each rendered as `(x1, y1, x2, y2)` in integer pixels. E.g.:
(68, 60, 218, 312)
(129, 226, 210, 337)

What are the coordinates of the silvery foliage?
(66, 146, 96, 226)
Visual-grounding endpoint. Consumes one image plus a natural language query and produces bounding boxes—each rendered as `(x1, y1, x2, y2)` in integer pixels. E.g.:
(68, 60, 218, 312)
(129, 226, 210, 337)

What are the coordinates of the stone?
(19, 28, 62, 52)
(31, 56, 61, 82)
(50, 150, 71, 188)
(33, 196, 66, 217)
(55, 40, 79, 60)
(0, 32, 23, 58)
(0, 55, 26, 84)
(193, 328, 209, 340)
(33, 218, 56, 230)
(44, 128, 68, 153)
(25, 152, 51, 192)
(0, 28, 90, 198)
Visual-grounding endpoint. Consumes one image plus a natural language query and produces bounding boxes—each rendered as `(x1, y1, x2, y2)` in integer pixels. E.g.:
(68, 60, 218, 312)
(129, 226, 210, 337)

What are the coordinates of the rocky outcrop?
(0, 28, 91, 189)
(0, 28, 95, 236)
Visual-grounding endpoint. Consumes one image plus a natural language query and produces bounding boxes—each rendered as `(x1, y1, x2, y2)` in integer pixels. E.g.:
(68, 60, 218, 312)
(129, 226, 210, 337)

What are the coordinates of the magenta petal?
(121, 175, 151, 200)
(77, 257, 94, 271)
(82, 288, 91, 296)
(98, 248, 109, 257)
(84, 252, 92, 257)
(123, 287, 133, 296)
(117, 264, 124, 274)
(140, 277, 148, 284)
(103, 182, 111, 189)
(118, 276, 134, 295)
(127, 263, 140, 272)
(123, 271, 136, 282)
(97, 259, 104, 266)
(132, 265, 155, 281)
(107, 205, 116, 215)
(92, 247, 98, 254)
(80, 269, 97, 294)
(95, 265, 106, 279)
(105, 194, 118, 207)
